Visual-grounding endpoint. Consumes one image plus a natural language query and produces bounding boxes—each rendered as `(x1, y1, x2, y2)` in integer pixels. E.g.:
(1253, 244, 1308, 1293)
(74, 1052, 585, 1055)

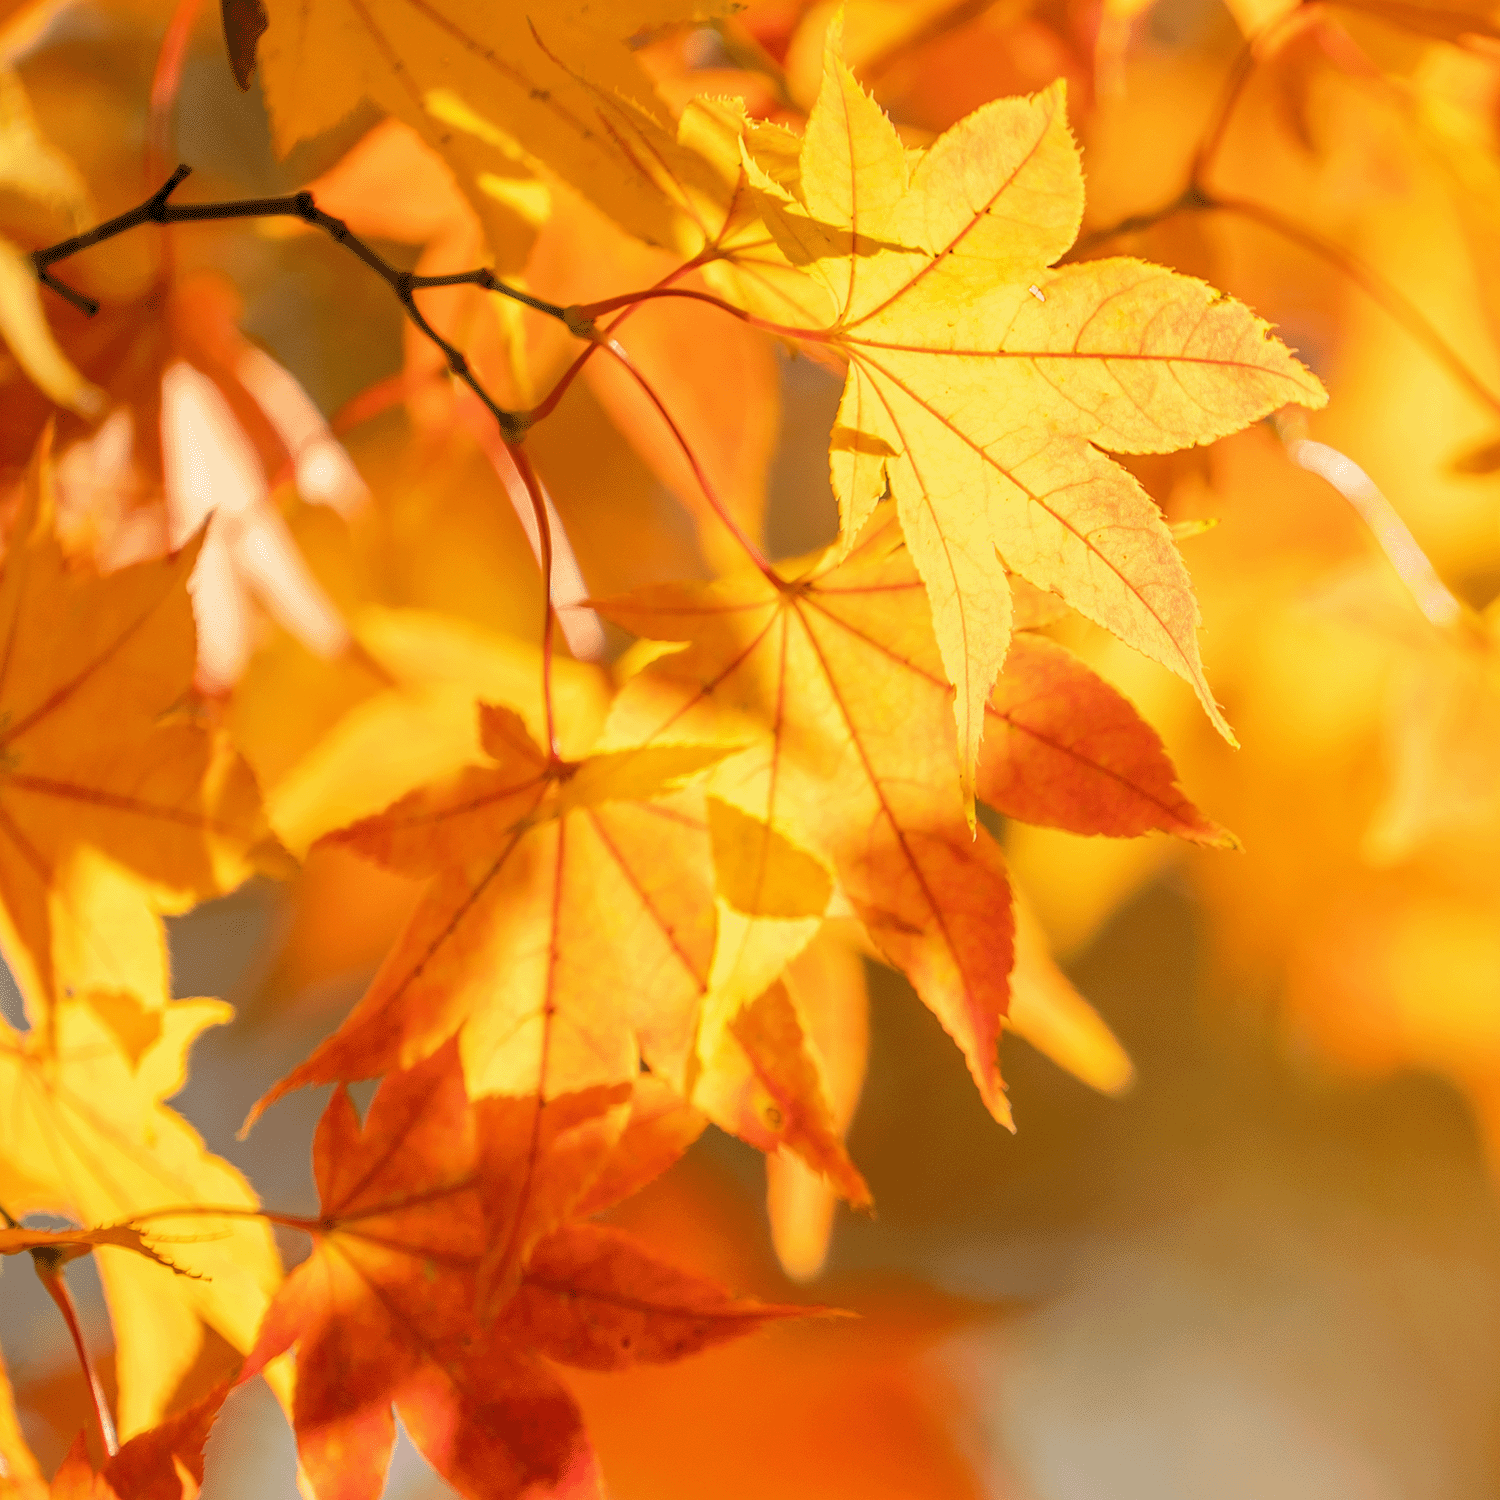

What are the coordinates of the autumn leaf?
(221, 0, 268, 90)
(242, 1043, 809, 1500)
(0, 995, 281, 1438)
(0, 436, 267, 1020)
(252, 703, 726, 1119)
(734, 30, 1326, 804)
(981, 630, 1233, 845)
(255, 0, 724, 253)
(1307, 558, 1500, 861)
(600, 512, 1016, 1121)
(1005, 884, 1135, 1096)
(237, 604, 614, 857)
(47, 271, 367, 693)
(600, 506, 1219, 1125)
(695, 924, 871, 1223)
(759, 926, 870, 1281)
(500, 1220, 819, 1366)
(43, 1381, 228, 1500)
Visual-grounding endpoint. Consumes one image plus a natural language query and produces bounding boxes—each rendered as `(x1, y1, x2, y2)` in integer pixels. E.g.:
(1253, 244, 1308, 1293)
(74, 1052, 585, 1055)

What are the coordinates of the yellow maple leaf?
(0, 436, 267, 1019)
(737, 29, 1326, 808)
(256, 0, 724, 252)
(0, 994, 281, 1439)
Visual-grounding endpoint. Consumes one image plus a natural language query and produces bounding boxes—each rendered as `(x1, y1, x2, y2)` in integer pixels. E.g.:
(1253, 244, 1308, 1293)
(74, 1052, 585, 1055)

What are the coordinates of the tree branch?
(31, 164, 574, 444)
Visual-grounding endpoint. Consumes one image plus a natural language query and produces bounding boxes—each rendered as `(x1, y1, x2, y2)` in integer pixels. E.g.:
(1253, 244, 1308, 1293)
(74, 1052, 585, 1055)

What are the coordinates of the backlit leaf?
(243, 1044, 808, 1500)
(602, 506, 1219, 1125)
(252, 706, 726, 1116)
(740, 33, 1326, 804)
(0, 436, 267, 1020)
(256, 0, 725, 251)
(0, 997, 280, 1437)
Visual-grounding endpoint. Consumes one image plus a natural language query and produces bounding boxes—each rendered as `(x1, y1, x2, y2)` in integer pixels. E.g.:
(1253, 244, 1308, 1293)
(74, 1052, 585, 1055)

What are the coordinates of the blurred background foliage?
(5, 0, 1500, 1493)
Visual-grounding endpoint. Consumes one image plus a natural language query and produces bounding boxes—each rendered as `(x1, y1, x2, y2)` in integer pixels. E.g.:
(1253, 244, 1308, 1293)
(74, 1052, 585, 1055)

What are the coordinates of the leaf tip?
(1205, 822, 1242, 852)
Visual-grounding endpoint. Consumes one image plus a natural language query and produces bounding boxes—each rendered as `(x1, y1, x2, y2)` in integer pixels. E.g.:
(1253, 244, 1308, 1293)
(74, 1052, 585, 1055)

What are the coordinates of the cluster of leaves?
(35, 0, 1500, 1491)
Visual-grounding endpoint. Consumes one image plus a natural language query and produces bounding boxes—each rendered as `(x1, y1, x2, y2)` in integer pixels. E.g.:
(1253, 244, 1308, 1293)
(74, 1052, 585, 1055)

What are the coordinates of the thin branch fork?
(31, 163, 571, 445)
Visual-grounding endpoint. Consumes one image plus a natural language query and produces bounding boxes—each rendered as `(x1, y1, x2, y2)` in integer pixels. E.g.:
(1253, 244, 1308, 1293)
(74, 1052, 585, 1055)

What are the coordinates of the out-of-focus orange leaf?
(783, 0, 1093, 131)
(1005, 884, 1135, 1095)
(0, 68, 101, 421)
(242, 1043, 810, 1500)
(45, 1380, 227, 1500)
(41, 269, 367, 694)
(567, 1162, 991, 1500)
(258, 843, 424, 1012)
(0, 435, 266, 1019)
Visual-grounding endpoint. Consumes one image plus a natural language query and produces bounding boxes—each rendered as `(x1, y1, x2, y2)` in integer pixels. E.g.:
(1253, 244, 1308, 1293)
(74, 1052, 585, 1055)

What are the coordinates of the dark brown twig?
(31, 164, 572, 444)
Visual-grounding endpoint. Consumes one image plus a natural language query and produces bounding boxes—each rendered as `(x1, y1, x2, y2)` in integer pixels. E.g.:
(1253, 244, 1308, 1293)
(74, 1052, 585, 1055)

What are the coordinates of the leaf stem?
(593, 334, 781, 585)
(31, 165, 590, 718)
(571, 284, 828, 346)
(525, 255, 709, 427)
(31, 1250, 118, 1458)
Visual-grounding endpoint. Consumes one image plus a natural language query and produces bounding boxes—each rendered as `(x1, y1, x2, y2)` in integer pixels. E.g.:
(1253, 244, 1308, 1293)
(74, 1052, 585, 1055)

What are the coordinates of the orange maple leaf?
(599, 506, 1222, 1125)
(695, 926, 872, 1213)
(242, 1044, 810, 1500)
(251, 706, 726, 1117)
(41, 1382, 228, 1500)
